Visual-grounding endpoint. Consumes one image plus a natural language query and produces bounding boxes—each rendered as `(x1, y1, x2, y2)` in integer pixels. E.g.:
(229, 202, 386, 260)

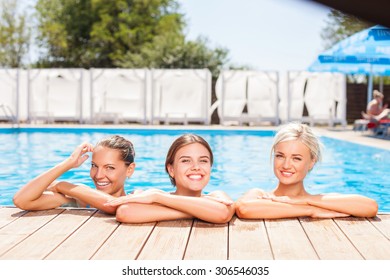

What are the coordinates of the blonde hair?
(271, 122, 322, 163)
(373, 90, 384, 99)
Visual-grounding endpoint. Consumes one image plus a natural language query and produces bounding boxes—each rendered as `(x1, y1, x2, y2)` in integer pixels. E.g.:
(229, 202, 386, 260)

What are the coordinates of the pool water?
(0, 128, 389, 212)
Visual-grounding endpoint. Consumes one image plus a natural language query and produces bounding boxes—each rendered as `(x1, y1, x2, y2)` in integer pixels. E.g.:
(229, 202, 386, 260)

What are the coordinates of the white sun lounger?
(0, 69, 19, 124)
(215, 70, 279, 125)
(151, 69, 211, 125)
(28, 69, 83, 123)
(90, 68, 148, 124)
(286, 71, 346, 127)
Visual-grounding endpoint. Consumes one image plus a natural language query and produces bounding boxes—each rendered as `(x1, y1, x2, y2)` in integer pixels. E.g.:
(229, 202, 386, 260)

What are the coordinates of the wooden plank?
(0, 207, 27, 229)
(265, 218, 318, 260)
(92, 222, 156, 260)
(228, 216, 273, 260)
(184, 220, 228, 260)
(369, 214, 390, 240)
(335, 217, 390, 260)
(0, 209, 63, 256)
(45, 211, 119, 260)
(137, 219, 192, 260)
(299, 217, 363, 260)
(0, 209, 95, 260)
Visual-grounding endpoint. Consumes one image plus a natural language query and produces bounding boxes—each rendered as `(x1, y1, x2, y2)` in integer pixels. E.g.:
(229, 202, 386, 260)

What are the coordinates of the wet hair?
(271, 122, 322, 164)
(95, 135, 135, 165)
(165, 134, 213, 186)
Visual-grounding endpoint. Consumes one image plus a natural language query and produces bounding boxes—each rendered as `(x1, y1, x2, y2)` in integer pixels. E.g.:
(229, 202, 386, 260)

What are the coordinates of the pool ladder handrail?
(0, 103, 18, 127)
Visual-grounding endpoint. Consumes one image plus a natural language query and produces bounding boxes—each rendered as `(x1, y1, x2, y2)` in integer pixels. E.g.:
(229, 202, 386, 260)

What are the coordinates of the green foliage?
(0, 0, 30, 67)
(320, 9, 372, 50)
(118, 36, 229, 79)
(33, 0, 230, 76)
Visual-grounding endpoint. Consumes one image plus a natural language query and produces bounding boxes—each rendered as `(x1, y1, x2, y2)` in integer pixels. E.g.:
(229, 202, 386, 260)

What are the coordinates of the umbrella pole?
(367, 65, 373, 105)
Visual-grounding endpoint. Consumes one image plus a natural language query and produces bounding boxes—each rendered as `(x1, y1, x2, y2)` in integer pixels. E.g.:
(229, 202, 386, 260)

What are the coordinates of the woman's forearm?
(13, 160, 73, 209)
(116, 203, 193, 223)
(306, 194, 378, 217)
(154, 193, 234, 223)
(235, 198, 313, 219)
(56, 183, 117, 214)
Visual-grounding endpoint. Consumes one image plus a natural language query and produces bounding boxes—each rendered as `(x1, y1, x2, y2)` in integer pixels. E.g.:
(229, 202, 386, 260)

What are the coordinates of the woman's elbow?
(115, 204, 142, 223)
(13, 195, 30, 211)
(213, 207, 234, 224)
(235, 200, 251, 219)
(365, 200, 378, 217)
(352, 199, 378, 218)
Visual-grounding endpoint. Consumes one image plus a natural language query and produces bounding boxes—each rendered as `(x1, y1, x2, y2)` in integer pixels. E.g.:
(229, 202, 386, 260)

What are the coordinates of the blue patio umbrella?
(309, 25, 390, 103)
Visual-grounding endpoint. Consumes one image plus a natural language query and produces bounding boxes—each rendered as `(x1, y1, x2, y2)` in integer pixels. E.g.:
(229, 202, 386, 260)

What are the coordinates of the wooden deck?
(0, 207, 389, 260)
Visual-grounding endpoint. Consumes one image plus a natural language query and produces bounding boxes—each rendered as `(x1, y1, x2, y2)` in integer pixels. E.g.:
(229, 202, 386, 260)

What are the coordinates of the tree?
(0, 0, 30, 68)
(35, 0, 184, 68)
(34, 0, 230, 78)
(320, 9, 372, 50)
(118, 36, 229, 79)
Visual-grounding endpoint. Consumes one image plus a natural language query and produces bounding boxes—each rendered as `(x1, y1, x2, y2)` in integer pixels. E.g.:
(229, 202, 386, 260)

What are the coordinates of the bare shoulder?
(206, 190, 231, 198)
(234, 188, 267, 201)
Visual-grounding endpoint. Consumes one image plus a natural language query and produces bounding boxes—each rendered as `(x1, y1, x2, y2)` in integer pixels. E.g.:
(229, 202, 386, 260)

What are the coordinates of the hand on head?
(67, 142, 94, 168)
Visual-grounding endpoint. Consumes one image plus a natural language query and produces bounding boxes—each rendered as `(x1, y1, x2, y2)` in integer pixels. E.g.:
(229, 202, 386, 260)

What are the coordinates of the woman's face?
(273, 139, 315, 188)
(167, 143, 211, 196)
(90, 146, 134, 196)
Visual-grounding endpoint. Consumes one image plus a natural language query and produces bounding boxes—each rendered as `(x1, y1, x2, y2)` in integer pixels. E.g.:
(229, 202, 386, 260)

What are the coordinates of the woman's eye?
(106, 166, 115, 170)
(293, 157, 302, 161)
(181, 159, 190, 163)
(275, 154, 283, 158)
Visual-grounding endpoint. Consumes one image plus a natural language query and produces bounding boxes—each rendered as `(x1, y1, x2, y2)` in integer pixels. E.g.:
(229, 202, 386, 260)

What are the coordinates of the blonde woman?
(235, 123, 378, 219)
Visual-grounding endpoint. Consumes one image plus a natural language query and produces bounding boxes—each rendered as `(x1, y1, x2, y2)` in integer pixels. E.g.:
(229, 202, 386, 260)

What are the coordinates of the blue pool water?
(0, 127, 389, 212)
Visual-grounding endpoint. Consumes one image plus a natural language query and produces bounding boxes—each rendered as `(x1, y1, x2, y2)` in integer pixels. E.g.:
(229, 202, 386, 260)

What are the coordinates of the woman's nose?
(191, 162, 200, 170)
(94, 168, 105, 178)
(282, 158, 291, 169)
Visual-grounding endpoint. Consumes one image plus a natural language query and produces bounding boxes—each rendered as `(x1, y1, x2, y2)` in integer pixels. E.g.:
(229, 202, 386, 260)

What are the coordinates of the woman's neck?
(273, 183, 309, 197)
(112, 188, 126, 197)
(173, 188, 202, 197)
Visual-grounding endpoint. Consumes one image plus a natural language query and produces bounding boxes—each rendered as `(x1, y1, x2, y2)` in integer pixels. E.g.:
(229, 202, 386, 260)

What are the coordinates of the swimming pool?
(1, 127, 389, 212)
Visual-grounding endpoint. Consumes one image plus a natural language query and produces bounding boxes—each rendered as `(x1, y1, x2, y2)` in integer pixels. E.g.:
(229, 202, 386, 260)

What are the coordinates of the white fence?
(0, 68, 347, 126)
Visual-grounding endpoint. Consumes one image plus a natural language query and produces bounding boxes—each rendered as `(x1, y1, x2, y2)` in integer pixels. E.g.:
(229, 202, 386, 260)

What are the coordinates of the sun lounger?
(0, 69, 19, 123)
(90, 69, 148, 124)
(151, 69, 211, 125)
(215, 70, 279, 125)
(287, 71, 347, 127)
(28, 69, 83, 123)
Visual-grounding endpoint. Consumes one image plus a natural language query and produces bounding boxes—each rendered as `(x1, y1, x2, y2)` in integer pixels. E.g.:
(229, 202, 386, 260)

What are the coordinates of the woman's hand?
(66, 142, 94, 168)
(259, 194, 309, 205)
(311, 207, 350, 218)
(105, 190, 161, 206)
(203, 194, 233, 206)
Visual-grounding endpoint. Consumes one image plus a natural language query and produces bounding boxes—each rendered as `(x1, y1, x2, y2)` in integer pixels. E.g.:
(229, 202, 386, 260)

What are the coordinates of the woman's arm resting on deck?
(12, 142, 93, 211)
(115, 203, 193, 223)
(106, 190, 234, 223)
(235, 193, 349, 219)
(53, 182, 118, 214)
